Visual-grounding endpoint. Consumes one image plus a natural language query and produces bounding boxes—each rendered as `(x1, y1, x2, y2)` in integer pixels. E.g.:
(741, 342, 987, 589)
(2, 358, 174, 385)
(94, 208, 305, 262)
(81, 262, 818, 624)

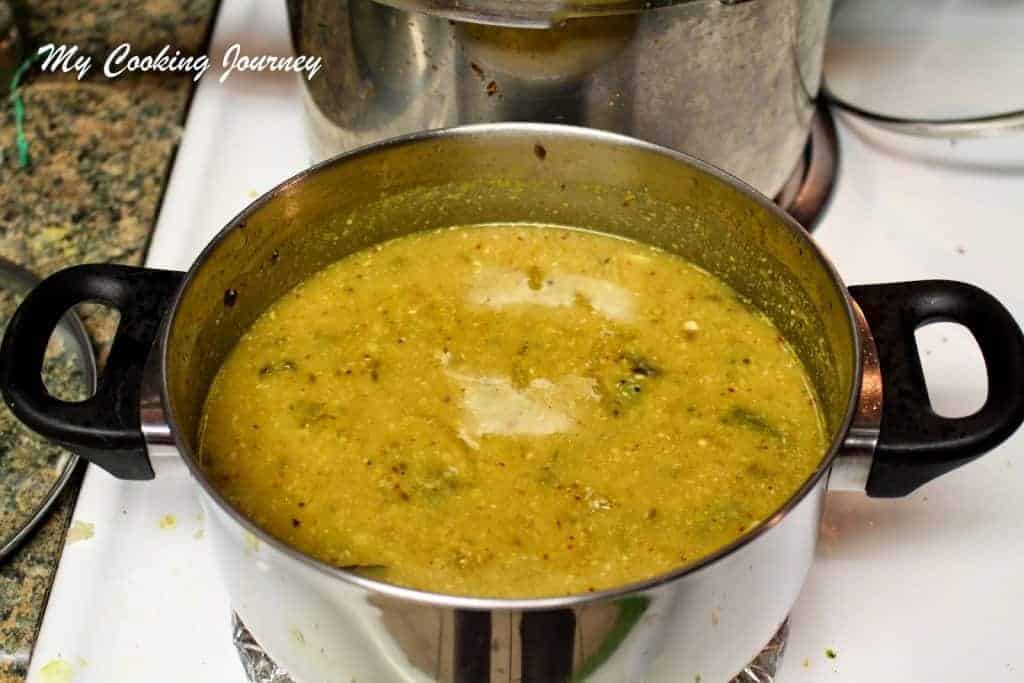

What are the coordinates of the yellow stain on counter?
(158, 514, 177, 530)
(66, 520, 94, 544)
(39, 659, 74, 683)
(243, 530, 260, 554)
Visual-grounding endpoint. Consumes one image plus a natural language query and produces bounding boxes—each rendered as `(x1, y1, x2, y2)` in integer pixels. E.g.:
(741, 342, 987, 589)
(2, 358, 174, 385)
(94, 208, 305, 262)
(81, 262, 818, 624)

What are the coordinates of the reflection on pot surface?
(290, 0, 833, 195)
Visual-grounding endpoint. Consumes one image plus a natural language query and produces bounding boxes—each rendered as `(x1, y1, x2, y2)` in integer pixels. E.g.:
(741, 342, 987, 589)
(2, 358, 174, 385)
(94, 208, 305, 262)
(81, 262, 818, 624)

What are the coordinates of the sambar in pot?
(3, 124, 1023, 682)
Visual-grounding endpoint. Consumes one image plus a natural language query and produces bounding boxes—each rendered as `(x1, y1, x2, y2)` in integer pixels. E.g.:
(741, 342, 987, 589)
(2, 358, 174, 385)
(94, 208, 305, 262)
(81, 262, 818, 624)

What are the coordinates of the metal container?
(3, 124, 1023, 682)
(289, 0, 833, 196)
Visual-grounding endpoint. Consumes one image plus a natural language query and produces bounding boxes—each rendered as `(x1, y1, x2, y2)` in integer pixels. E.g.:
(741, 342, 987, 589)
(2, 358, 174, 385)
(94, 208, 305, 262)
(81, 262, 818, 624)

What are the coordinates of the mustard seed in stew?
(198, 224, 826, 598)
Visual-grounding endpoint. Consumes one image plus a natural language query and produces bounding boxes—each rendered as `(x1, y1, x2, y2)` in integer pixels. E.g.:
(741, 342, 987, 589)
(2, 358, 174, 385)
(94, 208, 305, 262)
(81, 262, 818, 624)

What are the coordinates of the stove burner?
(775, 105, 839, 231)
(231, 613, 790, 682)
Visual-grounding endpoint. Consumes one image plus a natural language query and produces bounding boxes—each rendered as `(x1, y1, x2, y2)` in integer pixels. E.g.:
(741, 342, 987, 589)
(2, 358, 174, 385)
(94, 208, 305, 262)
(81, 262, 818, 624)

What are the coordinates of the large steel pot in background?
(2, 125, 1023, 682)
(288, 0, 832, 196)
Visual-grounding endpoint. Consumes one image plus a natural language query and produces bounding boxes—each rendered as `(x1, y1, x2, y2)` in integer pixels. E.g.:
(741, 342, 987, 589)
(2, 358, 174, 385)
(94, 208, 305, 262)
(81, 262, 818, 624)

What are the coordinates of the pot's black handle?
(0, 264, 184, 480)
(849, 280, 1024, 497)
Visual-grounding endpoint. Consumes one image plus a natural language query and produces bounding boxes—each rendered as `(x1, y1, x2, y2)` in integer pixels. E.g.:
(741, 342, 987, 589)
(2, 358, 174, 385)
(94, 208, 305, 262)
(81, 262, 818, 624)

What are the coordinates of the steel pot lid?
(0, 258, 95, 559)
(825, 0, 1024, 127)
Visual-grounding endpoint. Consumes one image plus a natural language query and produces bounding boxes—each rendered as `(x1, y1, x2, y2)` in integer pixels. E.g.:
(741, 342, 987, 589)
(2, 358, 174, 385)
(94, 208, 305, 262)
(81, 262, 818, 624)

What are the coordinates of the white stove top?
(26, 1, 1024, 681)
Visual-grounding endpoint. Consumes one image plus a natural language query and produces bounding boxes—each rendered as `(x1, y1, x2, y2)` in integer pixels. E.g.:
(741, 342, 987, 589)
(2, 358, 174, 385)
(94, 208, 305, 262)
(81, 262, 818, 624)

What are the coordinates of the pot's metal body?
(198, 476, 825, 682)
(288, 0, 832, 196)
(145, 124, 875, 681)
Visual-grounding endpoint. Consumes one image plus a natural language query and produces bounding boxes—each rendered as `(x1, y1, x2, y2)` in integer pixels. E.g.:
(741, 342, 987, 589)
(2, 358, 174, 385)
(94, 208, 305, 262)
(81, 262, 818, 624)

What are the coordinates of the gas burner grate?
(774, 105, 839, 232)
(231, 613, 790, 683)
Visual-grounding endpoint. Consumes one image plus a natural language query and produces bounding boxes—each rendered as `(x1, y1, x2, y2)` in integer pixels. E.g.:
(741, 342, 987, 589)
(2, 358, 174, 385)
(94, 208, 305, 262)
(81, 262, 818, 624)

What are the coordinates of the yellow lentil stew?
(198, 224, 826, 598)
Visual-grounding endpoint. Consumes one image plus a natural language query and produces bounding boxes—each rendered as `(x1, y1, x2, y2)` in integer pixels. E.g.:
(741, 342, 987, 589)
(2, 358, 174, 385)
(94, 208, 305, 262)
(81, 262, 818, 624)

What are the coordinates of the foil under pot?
(232, 614, 294, 683)
(231, 613, 789, 683)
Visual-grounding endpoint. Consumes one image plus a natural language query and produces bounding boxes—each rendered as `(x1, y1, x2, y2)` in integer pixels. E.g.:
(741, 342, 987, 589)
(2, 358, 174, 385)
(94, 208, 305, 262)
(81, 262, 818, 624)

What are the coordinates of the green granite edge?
(0, 2, 218, 679)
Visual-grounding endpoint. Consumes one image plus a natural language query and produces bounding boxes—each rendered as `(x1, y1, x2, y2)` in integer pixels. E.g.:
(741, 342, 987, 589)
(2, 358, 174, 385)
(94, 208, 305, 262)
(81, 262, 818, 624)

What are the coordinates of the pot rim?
(371, 0, 702, 28)
(160, 122, 862, 611)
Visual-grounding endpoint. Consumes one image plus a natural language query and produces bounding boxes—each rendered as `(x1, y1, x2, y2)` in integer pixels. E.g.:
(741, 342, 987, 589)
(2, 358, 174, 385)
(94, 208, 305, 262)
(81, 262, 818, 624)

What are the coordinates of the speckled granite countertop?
(0, 2, 216, 679)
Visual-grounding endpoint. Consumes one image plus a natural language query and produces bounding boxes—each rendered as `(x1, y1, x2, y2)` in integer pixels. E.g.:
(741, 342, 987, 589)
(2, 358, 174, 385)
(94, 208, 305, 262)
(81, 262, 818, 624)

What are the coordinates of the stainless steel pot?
(289, 0, 832, 196)
(3, 124, 1023, 682)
